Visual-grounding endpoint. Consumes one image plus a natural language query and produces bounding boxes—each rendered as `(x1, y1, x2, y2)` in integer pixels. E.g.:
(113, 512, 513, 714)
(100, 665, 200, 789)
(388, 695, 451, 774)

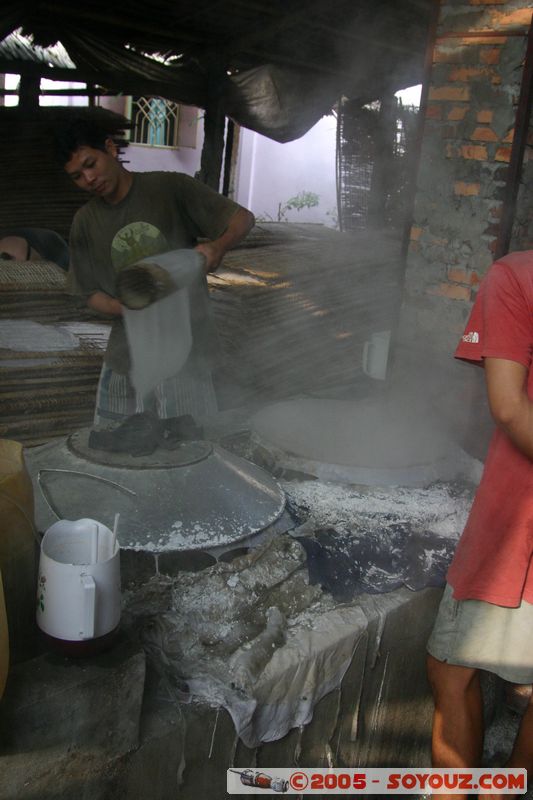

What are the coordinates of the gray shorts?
(427, 584, 533, 684)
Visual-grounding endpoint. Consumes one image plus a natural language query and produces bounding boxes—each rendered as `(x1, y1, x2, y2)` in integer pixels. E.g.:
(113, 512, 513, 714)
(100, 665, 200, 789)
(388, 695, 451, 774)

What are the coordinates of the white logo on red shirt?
(462, 331, 479, 343)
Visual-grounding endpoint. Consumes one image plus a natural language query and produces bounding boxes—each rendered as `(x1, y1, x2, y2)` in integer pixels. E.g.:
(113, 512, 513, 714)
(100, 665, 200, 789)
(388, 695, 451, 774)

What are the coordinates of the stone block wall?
(394, 0, 532, 452)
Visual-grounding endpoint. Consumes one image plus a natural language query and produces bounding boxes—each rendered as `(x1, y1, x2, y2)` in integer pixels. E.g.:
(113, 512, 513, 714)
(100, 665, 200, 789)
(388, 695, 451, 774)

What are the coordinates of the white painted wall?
(234, 115, 338, 227)
(126, 139, 203, 174)
(99, 97, 205, 176)
(126, 112, 339, 228)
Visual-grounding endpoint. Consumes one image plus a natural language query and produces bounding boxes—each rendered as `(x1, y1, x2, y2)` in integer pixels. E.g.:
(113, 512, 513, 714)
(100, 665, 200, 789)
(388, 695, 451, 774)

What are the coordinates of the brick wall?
(394, 0, 532, 453)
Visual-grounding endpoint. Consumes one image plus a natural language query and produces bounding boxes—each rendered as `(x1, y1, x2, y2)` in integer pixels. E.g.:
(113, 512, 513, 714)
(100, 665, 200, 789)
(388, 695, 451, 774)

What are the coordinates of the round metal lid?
(251, 398, 470, 487)
(26, 435, 286, 553)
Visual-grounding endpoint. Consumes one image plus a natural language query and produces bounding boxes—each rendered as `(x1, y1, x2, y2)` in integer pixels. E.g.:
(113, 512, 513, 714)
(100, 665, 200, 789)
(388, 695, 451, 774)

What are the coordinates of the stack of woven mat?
(0, 261, 109, 444)
(210, 225, 403, 404)
(0, 224, 403, 443)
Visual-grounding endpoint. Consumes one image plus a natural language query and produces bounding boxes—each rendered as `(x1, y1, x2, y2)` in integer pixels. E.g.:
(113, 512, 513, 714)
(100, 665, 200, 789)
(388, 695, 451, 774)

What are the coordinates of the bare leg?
(478, 691, 533, 799)
(427, 654, 484, 800)
(508, 699, 533, 772)
(476, 685, 533, 800)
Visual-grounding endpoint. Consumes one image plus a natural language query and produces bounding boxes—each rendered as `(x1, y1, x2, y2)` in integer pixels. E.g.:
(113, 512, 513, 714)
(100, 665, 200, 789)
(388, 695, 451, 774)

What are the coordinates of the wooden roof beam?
(0, 57, 208, 107)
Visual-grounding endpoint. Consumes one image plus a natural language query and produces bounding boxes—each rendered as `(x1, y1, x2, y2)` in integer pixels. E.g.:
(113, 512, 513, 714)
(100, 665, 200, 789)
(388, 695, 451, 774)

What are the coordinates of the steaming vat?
(251, 398, 472, 486)
(25, 428, 286, 555)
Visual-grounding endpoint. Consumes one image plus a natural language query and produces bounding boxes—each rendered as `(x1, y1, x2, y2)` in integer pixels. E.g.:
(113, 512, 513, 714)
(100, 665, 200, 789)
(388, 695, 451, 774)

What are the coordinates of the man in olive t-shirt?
(55, 116, 254, 425)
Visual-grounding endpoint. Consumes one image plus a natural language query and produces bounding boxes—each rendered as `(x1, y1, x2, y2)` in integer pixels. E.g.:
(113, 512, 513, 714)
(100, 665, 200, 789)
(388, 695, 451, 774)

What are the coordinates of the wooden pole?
(495, 15, 533, 260)
(222, 119, 235, 197)
(367, 93, 397, 230)
(18, 74, 40, 112)
(197, 59, 227, 190)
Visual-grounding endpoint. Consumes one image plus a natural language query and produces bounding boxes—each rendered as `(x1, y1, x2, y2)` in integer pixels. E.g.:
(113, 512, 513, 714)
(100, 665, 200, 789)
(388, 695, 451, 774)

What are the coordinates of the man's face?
(64, 138, 126, 203)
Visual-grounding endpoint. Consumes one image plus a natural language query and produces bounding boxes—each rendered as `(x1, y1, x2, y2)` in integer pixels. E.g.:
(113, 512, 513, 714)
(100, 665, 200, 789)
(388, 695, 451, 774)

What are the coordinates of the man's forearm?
(87, 290, 123, 316)
(196, 208, 255, 272)
(215, 208, 255, 252)
(485, 357, 533, 460)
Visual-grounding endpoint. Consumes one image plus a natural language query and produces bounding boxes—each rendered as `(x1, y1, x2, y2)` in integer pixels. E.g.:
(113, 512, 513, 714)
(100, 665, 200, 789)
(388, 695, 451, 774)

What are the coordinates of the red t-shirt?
(448, 251, 533, 606)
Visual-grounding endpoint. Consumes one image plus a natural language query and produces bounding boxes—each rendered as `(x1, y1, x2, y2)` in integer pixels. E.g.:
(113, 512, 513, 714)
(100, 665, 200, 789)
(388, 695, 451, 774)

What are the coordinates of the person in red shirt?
(427, 251, 533, 800)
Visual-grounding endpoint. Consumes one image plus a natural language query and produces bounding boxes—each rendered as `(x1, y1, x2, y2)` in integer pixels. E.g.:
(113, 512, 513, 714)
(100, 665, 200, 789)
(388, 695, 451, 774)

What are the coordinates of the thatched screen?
(336, 98, 419, 234)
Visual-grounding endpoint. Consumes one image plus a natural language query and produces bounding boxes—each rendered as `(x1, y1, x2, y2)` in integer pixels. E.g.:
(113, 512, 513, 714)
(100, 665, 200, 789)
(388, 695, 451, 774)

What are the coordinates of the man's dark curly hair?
(53, 109, 131, 166)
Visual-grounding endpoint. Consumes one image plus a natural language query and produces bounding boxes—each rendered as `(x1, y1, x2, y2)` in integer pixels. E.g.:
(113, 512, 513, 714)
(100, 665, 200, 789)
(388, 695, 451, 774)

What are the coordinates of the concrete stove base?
(0, 586, 454, 800)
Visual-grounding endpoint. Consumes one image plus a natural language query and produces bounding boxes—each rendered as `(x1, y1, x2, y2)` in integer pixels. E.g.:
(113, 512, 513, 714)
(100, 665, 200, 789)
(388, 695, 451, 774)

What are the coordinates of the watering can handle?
(80, 574, 95, 639)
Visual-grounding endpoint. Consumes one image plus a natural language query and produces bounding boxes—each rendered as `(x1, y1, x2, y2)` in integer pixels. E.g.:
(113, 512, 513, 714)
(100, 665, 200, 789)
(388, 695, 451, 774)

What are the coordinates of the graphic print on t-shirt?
(111, 221, 169, 270)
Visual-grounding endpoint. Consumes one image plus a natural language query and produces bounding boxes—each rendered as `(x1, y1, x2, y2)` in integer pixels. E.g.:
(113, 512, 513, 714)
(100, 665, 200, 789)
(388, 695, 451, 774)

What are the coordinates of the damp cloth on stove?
(295, 525, 456, 599)
(88, 411, 204, 456)
(124, 534, 370, 747)
(182, 603, 369, 748)
(122, 250, 205, 399)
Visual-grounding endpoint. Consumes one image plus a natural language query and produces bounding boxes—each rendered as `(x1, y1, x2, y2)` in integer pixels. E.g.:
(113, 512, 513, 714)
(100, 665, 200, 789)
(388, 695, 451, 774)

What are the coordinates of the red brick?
(428, 283, 472, 301)
(471, 126, 498, 141)
(447, 268, 470, 283)
(460, 144, 488, 160)
(476, 110, 493, 123)
(410, 226, 423, 241)
(449, 66, 489, 81)
(433, 46, 463, 64)
(490, 9, 533, 28)
(495, 146, 512, 162)
(460, 36, 507, 45)
(502, 128, 514, 143)
(429, 86, 470, 102)
(454, 181, 480, 196)
(426, 104, 443, 120)
(480, 48, 501, 65)
(446, 268, 481, 286)
(448, 106, 469, 121)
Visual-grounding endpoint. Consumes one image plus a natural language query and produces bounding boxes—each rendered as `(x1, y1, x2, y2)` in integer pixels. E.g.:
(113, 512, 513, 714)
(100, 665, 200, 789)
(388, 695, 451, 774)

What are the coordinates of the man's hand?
(195, 207, 255, 274)
(485, 357, 533, 459)
(195, 241, 224, 273)
(87, 290, 123, 316)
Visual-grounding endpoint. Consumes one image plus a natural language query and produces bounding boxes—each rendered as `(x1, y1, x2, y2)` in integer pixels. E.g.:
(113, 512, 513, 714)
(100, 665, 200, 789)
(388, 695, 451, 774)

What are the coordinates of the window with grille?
(130, 97, 196, 147)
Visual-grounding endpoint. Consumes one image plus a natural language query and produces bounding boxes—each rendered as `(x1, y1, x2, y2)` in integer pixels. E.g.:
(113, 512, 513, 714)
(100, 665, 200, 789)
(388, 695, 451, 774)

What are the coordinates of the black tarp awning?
(0, 1, 433, 142)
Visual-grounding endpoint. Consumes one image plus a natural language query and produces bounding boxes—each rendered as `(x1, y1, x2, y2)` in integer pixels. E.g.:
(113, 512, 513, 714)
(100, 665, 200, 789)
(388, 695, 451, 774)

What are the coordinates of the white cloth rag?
(122, 249, 205, 399)
(187, 605, 369, 748)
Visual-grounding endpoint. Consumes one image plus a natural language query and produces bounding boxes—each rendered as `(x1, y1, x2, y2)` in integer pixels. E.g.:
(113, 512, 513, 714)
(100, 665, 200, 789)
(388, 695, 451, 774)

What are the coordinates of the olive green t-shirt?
(68, 171, 242, 373)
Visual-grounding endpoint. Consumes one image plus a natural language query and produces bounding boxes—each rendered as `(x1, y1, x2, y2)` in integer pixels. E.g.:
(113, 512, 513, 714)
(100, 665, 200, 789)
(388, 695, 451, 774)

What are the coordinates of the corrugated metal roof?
(0, 30, 75, 69)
